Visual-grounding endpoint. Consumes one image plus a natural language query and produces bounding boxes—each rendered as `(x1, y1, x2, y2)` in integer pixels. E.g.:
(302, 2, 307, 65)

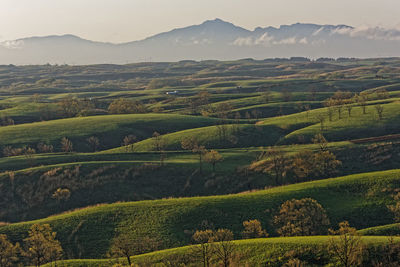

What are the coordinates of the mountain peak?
(1, 21, 400, 65)
(203, 18, 227, 24)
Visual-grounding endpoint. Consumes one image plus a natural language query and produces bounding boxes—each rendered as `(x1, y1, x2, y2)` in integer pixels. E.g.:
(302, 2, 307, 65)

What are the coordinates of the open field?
(43, 236, 400, 267)
(0, 114, 222, 151)
(1, 169, 400, 258)
(1, 59, 400, 265)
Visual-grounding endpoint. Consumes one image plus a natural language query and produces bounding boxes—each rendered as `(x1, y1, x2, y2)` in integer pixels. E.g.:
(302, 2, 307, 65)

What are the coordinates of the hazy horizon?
(2, 0, 400, 43)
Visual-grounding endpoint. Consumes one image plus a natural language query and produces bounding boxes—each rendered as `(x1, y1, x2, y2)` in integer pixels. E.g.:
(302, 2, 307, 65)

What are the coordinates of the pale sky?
(1, 0, 400, 43)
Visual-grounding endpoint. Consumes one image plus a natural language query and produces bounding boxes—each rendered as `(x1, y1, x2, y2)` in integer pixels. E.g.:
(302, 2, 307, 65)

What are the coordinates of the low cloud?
(233, 34, 308, 47)
(332, 26, 400, 41)
(0, 40, 24, 49)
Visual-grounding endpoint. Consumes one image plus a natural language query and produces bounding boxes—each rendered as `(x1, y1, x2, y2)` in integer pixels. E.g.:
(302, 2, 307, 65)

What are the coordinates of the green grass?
(0, 114, 222, 152)
(2, 139, 398, 223)
(44, 236, 400, 267)
(107, 99, 400, 153)
(359, 223, 400, 236)
(0, 149, 261, 222)
(259, 101, 400, 144)
(106, 123, 283, 152)
(1, 169, 400, 259)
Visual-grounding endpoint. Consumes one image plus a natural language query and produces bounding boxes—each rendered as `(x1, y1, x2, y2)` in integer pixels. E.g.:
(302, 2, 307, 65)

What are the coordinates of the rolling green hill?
(359, 223, 400, 236)
(107, 99, 400, 153)
(259, 100, 400, 144)
(1, 169, 399, 259)
(43, 236, 400, 267)
(107, 123, 282, 152)
(1, 139, 399, 223)
(0, 114, 222, 152)
(1, 59, 400, 265)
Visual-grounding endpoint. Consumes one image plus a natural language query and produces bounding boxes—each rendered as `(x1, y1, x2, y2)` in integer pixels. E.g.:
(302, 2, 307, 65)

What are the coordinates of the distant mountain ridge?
(1, 19, 400, 65)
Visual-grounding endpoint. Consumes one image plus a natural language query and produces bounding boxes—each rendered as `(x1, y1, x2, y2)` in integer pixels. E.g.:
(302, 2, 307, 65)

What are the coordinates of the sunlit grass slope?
(1, 169, 399, 259)
(0, 114, 221, 152)
(43, 236, 399, 267)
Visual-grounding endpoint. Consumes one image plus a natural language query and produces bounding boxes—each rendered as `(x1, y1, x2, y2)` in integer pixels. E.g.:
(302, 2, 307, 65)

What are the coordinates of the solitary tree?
(358, 95, 368, 114)
(210, 229, 235, 267)
(291, 150, 315, 182)
(181, 136, 206, 174)
(191, 230, 214, 267)
(52, 188, 71, 205)
(241, 219, 268, 239)
(312, 133, 328, 152)
(60, 137, 73, 153)
(387, 192, 400, 223)
(152, 132, 166, 166)
(215, 102, 233, 119)
(316, 114, 325, 131)
(281, 89, 292, 102)
(24, 146, 36, 167)
(122, 135, 137, 147)
(264, 147, 288, 185)
(37, 143, 53, 153)
(336, 104, 343, 120)
(375, 104, 384, 120)
(0, 234, 20, 267)
(108, 98, 146, 114)
(345, 105, 353, 117)
(87, 136, 100, 152)
(109, 234, 160, 266)
(328, 221, 363, 267)
(204, 150, 223, 172)
(262, 90, 272, 103)
(312, 150, 342, 178)
(274, 198, 330, 237)
(58, 96, 81, 117)
(327, 107, 334, 122)
(24, 224, 63, 267)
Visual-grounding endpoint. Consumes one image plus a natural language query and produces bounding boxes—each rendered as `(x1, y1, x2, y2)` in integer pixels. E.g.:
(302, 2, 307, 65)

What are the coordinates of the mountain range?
(1, 19, 400, 65)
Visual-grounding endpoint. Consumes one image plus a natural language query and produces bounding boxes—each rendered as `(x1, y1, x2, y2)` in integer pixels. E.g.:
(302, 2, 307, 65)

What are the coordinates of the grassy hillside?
(1, 59, 400, 265)
(259, 100, 400, 144)
(43, 236, 400, 267)
(359, 223, 400, 236)
(0, 114, 222, 152)
(107, 100, 400, 153)
(1, 169, 399, 259)
(1, 140, 399, 222)
(107, 123, 282, 152)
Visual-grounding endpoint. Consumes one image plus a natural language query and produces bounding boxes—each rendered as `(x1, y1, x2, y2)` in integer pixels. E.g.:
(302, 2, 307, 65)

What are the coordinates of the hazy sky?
(1, 0, 400, 43)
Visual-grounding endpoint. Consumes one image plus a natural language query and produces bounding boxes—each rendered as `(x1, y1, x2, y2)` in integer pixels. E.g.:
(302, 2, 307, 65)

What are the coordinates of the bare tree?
(358, 95, 368, 114)
(265, 147, 288, 185)
(210, 229, 235, 267)
(152, 132, 166, 166)
(328, 221, 364, 267)
(109, 234, 160, 266)
(375, 104, 384, 120)
(181, 136, 206, 174)
(327, 107, 334, 122)
(60, 137, 73, 153)
(345, 105, 353, 117)
(191, 230, 214, 267)
(262, 90, 272, 103)
(204, 150, 223, 172)
(87, 136, 100, 152)
(316, 113, 325, 131)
